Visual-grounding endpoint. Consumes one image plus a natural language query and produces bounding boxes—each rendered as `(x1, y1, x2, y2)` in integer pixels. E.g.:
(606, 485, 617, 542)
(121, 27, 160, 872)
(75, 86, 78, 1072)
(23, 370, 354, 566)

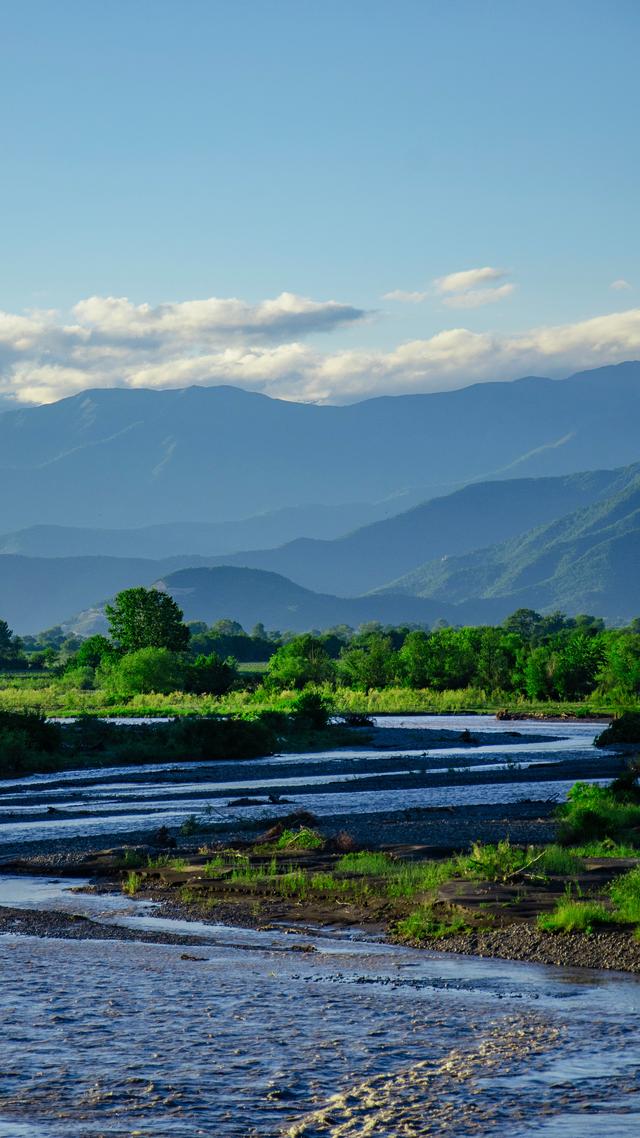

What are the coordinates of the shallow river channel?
(1, 717, 639, 1136)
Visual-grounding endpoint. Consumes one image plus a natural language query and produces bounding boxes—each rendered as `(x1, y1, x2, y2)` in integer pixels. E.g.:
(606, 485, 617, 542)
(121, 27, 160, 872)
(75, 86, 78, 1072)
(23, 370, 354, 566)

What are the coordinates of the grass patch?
(538, 845, 585, 875)
(609, 867, 640, 924)
(336, 851, 397, 875)
(122, 870, 142, 895)
(571, 839, 639, 858)
(396, 904, 470, 941)
(456, 839, 534, 882)
(275, 827, 324, 851)
(537, 895, 613, 934)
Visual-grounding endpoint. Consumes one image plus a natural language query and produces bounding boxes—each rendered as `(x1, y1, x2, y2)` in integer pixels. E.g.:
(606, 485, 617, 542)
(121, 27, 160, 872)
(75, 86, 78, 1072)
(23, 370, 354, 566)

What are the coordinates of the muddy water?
(1, 905, 640, 1137)
(1, 717, 639, 1135)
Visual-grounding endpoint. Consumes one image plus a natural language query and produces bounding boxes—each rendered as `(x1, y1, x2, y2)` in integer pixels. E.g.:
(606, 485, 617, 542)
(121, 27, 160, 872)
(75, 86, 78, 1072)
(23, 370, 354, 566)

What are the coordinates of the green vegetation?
(0, 703, 349, 779)
(537, 898, 613, 934)
(122, 871, 142, 895)
(556, 780, 640, 847)
(127, 814, 640, 950)
(3, 603, 640, 721)
(609, 867, 640, 924)
(275, 827, 324, 850)
(396, 905, 470, 941)
(455, 839, 534, 882)
(596, 712, 640, 746)
(105, 587, 190, 653)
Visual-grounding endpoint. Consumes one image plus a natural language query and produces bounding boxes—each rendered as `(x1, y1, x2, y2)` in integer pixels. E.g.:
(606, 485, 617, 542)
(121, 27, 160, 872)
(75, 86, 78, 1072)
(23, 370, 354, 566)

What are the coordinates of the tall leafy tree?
(105, 587, 189, 653)
(265, 634, 335, 690)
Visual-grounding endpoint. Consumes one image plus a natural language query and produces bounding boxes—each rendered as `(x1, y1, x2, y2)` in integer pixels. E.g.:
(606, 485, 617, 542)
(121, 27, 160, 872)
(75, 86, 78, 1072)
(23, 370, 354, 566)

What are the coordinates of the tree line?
(2, 591, 640, 701)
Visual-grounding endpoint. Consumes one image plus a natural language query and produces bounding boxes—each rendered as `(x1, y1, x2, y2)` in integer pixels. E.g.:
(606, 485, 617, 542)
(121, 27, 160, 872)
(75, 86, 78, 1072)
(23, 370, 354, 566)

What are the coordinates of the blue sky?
(1, 0, 639, 405)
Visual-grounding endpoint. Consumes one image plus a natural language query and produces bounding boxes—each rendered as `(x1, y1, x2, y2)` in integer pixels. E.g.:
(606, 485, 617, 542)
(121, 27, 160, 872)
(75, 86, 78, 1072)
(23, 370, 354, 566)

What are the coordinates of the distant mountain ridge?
(198, 466, 635, 595)
(1, 361, 640, 529)
(0, 499, 409, 559)
(152, 565, 464, 632)
(4, 462, 640, 634)
(381, 474, 640, 623)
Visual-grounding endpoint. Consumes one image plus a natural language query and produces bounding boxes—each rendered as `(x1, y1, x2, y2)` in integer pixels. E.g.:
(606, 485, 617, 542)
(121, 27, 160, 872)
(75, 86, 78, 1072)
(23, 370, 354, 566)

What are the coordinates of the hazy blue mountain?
(152, 566, 461, 632)
(0, 499, 405, 559)
(382, 475, 640, 623)
(1, 361, 640, 529)
(0, 554, 212, 634)
(199, 466, 636, 595)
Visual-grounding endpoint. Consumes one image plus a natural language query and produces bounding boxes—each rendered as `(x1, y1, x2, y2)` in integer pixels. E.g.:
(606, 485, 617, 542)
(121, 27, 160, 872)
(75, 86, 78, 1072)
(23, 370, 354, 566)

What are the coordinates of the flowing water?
(1, 716, 639, 1136)
(0, 716, 604, 845)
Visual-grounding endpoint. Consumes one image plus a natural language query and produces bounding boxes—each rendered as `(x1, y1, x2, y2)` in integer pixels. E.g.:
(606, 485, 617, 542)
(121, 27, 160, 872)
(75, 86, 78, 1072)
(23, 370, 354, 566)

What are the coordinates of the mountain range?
(380, 472, 640, 624)
(2, 361, 640, 530)
(3, 362, 640, 634)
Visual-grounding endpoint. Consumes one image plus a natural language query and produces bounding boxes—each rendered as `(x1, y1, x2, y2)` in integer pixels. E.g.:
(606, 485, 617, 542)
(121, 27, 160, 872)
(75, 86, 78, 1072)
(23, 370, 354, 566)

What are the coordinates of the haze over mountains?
(2, 361, 640, 633)
(381, 471, 640, 624)
(1, 362, 640, 530)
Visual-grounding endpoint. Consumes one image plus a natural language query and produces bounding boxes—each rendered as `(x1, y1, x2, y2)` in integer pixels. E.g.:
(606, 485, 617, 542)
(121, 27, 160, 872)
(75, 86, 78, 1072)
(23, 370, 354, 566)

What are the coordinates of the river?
(1, 715, 638, 1136)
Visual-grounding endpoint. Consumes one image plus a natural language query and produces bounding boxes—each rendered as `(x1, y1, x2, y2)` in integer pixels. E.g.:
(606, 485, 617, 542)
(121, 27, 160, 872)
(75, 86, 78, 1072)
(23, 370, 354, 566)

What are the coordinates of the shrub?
(557, 781, 640, 847)
(596, 713, 640, 747)
(99, 647, 186, 695)
(291, 688, 334, 730)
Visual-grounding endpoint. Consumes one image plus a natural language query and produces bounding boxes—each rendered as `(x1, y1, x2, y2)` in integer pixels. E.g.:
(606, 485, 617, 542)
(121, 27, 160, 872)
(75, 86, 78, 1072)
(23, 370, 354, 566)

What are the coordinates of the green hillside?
(382, 476, 640, 622)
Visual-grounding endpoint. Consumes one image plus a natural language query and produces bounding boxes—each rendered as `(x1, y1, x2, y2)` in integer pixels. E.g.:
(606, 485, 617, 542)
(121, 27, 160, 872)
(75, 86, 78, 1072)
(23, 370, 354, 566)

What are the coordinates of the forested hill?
(1, 361, 640, 528)
(198, 466, 633, 595)
(153, 565, 464, 632)
(382, 474, 640, 623)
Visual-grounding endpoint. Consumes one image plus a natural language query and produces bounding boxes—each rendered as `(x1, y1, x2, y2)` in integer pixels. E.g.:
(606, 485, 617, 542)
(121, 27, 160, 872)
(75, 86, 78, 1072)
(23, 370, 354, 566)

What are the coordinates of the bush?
(99, 647, 186, 695)
(172, 716, 276, 759)
(0, 711, 62, 774)
(557, 781, 640, 847)
(291, 688, 334, 731)
(596, 712, 640, 747)
(59, 666, 95, 691)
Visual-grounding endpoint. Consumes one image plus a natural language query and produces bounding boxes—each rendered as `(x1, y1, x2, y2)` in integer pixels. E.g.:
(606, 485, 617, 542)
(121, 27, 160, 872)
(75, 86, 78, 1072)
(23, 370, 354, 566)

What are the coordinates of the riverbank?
(5, 828, 640, 974)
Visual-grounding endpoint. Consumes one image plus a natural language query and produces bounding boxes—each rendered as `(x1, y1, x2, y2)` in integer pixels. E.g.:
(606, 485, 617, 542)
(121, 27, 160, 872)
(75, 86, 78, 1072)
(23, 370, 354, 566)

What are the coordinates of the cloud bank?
(1, 289, 640, 406)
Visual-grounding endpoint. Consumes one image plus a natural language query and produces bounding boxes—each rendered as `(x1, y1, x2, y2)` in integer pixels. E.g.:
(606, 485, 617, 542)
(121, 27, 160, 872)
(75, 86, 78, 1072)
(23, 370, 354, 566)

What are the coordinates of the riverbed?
(1, 714, 638, 1136)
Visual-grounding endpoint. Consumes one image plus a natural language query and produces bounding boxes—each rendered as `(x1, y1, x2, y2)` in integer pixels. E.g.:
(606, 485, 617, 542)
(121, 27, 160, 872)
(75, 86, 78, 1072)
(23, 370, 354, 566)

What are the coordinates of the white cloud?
(1, 291, 640, 407)
(441, 282, 516, 309)
(610, 279, 632, 291)
(436, 266, 506, 294)
(434, 265, 514, 309)
(382, 289, 428, 303)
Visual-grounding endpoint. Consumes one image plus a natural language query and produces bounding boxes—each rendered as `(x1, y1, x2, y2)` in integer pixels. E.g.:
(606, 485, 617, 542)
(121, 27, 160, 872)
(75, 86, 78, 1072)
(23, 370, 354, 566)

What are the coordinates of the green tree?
(396, 630, 432, 687)
(265, 634, 335, 690)
(337, 633, 396, 691)
(75, 635, 116, 668)
(0, 619, 22, 666)
(185, 653, 237, 695)
(105, 588, 189, 653)
(99, 646, 186, 695)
